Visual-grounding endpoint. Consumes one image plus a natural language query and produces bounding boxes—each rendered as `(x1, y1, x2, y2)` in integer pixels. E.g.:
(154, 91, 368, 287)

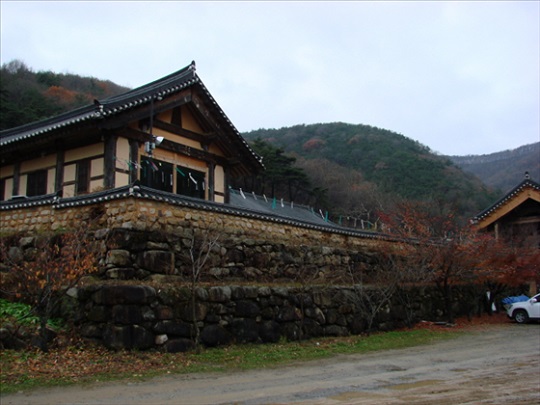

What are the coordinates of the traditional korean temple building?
(472, 173, 540, 248)
(0, 61, 263, 204)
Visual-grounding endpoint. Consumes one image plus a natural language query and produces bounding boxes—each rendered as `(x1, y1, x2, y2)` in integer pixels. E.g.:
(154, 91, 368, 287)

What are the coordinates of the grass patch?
(1, 328, 461, 395)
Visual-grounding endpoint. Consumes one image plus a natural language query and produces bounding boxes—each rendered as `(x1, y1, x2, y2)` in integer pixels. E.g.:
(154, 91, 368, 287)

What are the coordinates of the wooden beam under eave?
(153, 120, 217, 145)
(152, 90, 192, 115)
(0, 125, 98, 164)
(190, 92, 223, 134)
(117, 127, 153, 143)
(159, 139, 230, 167)
(189, 89, 264, 176)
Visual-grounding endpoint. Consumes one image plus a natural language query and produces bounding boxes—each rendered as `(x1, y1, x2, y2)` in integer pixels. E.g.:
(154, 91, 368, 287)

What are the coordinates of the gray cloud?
(1, 1, 538, 155)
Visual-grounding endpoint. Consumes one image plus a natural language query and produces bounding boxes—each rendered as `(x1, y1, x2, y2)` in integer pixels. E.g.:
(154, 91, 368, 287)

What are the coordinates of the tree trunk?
(444, 282, 454, 323)
(191, 280, 201, 353)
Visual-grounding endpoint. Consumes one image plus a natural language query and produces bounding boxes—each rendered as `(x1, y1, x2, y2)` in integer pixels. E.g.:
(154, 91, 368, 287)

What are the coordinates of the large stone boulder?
(137, 250, 174, 274)
(92, 285, 156, 305)
(103, 324, 154, 350)
(200, 325, 233, 347)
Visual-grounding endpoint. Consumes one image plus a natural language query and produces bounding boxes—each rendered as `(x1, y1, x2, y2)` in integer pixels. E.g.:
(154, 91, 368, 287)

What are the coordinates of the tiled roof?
(228, 188, 335, 227)
(0, 61, 262, 167)
(472, 177, 540, 222)
(0, 185, 389, 241)
(0, 63, 196, 145)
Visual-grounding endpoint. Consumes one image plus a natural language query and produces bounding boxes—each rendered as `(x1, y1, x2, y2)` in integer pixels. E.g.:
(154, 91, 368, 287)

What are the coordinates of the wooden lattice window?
(26, 170, 47, 197)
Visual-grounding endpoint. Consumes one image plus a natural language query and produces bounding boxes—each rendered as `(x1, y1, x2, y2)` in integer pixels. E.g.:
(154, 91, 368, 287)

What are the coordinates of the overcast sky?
(1, 1, 538, 156)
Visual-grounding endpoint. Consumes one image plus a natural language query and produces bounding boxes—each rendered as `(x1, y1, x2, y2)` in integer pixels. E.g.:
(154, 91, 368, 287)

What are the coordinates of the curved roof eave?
(472, 178, 540, 222)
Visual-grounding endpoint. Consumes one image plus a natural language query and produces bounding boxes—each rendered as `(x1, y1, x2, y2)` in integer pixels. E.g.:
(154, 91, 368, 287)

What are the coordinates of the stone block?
(155, 334, 168, 345)
(258, 320, 281, 343)
(105, 267, 136, 280)
(106, 249, 131, 267)
(87, 306, 109, 322)
(177, 302, 208, 322)
(229, 319, 260, 343)
(154, 320, 194, 337)
(200, 325, 233, 347)
(137, 250, 174, 274)
(277, 305, 302, 322)
(280, 322, 302, 341)
(154, 305, 174, 320)
(324, 325, 349, 337)
(103, 324, 154, 350)
(302, 318, 324, 337)
(305, 307, 326, 324)
(112, 305, 143, 324)
(234, 300, 260, 318)
(207, 286, 232, 302)
(165, 338, 196, 353)
(141, 306, 156, 321)
(19, 236, 35, 248)
(92, 285, 156, 305)
(80, 323, 105, 338)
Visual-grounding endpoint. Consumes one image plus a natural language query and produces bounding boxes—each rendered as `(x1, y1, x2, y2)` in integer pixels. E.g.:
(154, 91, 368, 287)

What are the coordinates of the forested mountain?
(240, 124, 499, 224)
(2, 60, 531, 227)
(448, 143, 540, 193)
(0, 60, 129, 130)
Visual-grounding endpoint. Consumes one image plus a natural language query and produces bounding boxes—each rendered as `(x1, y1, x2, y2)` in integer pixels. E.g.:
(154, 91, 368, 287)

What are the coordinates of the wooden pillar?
(12, 162, 20, 196)
(129, 139, 139, 184)
(207, 161, 215, 202)
(224, 166, 230, 204)
(55, 150, 64, 195)
(103, 133, 117, 189)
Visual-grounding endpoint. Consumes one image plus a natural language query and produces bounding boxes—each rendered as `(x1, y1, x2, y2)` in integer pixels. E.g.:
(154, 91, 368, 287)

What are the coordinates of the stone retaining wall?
(1, 221, 499, 352)
(71, 283, 476, 352)
(2, 195, 485, 352)
(1, 196, 396, 283)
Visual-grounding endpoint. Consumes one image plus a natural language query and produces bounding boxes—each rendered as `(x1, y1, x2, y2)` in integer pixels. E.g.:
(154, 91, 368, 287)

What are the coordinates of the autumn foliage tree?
(0, 226, 98, 351)
(380, 199, 536, 323)
(379, 200, 469, 322)
(471, 233, 540, 312)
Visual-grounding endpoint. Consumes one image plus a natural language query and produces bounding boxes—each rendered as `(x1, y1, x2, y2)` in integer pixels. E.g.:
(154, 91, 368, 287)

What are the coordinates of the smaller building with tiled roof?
(472, 172, 540, 247)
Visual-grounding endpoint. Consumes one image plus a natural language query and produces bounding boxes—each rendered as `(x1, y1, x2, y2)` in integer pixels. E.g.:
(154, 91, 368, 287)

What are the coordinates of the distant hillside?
(242, 123, 499, 221)
(0, 59, 129, 130)
(448, 143, 540, 192)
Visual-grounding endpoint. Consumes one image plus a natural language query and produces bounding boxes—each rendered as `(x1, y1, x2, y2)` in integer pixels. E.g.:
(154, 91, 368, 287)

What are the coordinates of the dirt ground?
(2, 318, 539, 405)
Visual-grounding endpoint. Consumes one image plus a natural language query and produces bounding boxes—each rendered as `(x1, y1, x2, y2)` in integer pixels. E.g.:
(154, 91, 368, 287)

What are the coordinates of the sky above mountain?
(1, 1, 538, 156)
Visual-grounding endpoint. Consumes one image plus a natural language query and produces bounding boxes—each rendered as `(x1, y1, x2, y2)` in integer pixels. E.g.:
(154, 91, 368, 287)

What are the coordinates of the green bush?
(0, 299, 64, 330)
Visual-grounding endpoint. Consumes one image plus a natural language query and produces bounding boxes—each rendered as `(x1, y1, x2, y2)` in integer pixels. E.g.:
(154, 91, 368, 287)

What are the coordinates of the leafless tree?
(187, 228, 221, 351)
(347, 253, 400, 334)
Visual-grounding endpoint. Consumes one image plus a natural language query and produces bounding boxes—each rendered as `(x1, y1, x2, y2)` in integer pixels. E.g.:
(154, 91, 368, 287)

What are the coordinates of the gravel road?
(3, 323, 539, 405)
